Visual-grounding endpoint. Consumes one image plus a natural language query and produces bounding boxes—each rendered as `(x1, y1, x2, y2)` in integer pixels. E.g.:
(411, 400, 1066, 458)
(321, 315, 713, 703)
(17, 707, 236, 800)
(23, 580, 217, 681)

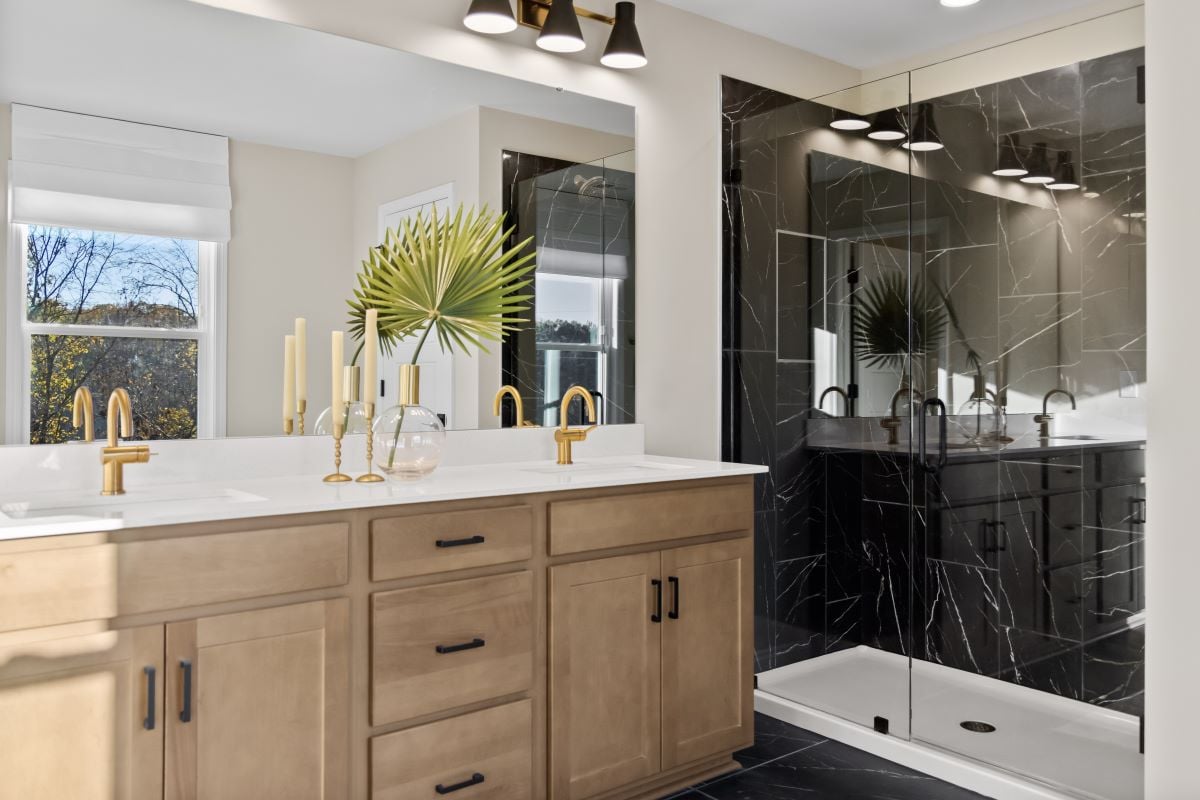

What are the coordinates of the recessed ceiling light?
(940, 0, 981, 7)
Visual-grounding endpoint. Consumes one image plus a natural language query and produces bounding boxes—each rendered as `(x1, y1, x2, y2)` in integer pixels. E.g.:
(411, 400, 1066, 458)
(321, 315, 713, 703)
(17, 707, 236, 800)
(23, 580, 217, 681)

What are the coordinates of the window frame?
(4, 222, 227, 444)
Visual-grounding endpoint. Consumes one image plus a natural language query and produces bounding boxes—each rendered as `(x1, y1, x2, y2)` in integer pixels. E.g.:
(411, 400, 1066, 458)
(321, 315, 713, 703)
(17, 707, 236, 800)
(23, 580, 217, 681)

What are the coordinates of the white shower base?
(756, 647, 1143, 800)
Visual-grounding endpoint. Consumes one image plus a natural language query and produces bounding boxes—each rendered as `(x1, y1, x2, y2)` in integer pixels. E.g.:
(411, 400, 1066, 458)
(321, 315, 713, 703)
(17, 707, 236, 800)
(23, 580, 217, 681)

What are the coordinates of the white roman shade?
(538, 246, 629, 280)
(9, 105, 231, 242)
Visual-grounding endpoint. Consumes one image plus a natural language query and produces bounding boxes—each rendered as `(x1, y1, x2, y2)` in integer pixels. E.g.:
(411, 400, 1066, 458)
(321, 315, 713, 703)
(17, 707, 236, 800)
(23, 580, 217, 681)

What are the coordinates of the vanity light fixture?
(867, 107, 907, 141)
(1047, 151, 1080, 191)
(537, 0, 586, 52)
(831, 109, 871, 131)
(601, 2, 647, 69)
(903, 103, 944, 151)
(463, 0, 518, 33)
(1020, 142, 1055, 184)
(993, 134, 1028, 177)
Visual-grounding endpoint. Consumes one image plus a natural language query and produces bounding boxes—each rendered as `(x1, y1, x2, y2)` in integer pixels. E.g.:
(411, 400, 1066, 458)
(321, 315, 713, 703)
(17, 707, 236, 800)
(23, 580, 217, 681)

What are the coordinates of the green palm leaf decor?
(852, 270, 949, 370)
(347, 204, 537, 363)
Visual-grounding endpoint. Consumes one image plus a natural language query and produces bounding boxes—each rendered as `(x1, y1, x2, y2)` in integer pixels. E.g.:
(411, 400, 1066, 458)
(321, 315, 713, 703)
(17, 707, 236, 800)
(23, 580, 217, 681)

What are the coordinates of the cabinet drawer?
(371, 699, 533, 800)
(0, 523, 348, 632)
(548, 482, 752, 556)
(371, 572, 533, 724)
(371, 506, 533, 581)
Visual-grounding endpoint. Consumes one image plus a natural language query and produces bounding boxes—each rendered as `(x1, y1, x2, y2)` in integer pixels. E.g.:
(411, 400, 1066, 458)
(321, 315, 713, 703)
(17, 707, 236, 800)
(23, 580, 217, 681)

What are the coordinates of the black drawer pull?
(651, 579, 663, 623)
(436, 535, 486, 548)
(435, 638, 486, 655)
(179, 659, 193, 723)
(1132, 498, 1147, 525)
(668, 576, 680, 620)
(436, 773, 485, 794)
(143, 666, 156, 730)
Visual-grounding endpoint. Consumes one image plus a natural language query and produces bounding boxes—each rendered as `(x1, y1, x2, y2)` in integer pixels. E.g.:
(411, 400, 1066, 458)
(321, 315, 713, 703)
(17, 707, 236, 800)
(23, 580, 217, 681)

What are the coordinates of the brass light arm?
(554, 386, 598, 465)
(72, 387, 95, 443)
(100, 388, 151, 496)
(493, 385, 540, 428)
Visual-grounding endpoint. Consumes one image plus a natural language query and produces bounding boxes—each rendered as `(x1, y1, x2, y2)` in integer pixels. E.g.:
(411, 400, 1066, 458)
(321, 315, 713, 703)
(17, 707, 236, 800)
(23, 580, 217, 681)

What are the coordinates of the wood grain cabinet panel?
(164, 599, 349, 800)
(548, 483, 752, 556)
(370, 698, 533, 800)
(371, 505, 533, 581)
(661, 539, 754, 769)
(549, 552, 662, 800)
(0, 623, 164, 800)
(371, 572, 533, 724)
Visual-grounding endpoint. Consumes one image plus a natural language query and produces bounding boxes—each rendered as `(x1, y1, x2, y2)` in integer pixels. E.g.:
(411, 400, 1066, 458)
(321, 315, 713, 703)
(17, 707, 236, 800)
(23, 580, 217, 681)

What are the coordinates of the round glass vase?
(373, 364, 445, 479)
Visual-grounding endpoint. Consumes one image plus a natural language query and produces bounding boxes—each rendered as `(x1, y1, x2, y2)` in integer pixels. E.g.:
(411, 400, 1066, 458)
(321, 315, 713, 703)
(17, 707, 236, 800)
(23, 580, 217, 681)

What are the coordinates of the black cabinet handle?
(1132, 498, 1147, 525)
(668, 576, 680, 620)
(435, 638, 486, 655)
(985, 521, 1009, 553)
(179, 659, 193, 723)
(651, 579, 663, 623)
(436, 535, 486, 548)
(436, 773, 485, 795)
(143, 666, 156, 731)
(919, 399, 948, 474)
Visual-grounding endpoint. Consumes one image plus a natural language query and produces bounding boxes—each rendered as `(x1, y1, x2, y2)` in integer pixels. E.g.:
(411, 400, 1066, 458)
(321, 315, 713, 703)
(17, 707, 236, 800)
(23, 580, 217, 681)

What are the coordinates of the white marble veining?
(0, 452, 766, 541)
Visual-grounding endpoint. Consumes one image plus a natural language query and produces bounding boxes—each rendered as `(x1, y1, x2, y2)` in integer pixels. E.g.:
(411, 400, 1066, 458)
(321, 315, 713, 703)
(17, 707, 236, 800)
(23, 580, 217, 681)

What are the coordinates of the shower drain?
(960, 720, 997, 733)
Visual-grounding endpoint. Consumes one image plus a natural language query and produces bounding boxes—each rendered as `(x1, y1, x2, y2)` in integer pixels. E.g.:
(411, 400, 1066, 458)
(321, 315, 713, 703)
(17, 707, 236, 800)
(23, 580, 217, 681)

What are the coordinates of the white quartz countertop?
(0, 455, 767, 541)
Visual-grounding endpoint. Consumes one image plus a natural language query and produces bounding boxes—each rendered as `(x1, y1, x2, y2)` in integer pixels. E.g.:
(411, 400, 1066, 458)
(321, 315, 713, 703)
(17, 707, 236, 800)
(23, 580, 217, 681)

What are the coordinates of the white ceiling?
(0, 0, 634, 158)
(658, 0, 1114, 69)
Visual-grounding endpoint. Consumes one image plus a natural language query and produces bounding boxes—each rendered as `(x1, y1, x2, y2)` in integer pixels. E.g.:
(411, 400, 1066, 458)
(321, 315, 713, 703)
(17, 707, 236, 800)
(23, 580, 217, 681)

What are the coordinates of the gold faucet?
(554, 386, 597, 465)
(493, 385, 539, 428)
(101, 388, 151, 496)
(817, 386, 850, 417)
(1034, 388, 1076, 439)
(880, 384, 915, 446)
(72, 387, 95, 443)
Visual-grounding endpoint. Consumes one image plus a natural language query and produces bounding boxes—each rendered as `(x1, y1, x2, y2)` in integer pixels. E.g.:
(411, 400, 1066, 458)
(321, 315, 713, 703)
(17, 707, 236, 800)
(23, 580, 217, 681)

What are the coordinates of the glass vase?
(373, 364, 445, 479)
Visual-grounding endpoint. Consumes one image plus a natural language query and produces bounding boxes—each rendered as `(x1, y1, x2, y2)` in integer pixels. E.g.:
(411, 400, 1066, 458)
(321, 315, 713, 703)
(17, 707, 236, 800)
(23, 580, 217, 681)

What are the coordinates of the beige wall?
(226, 139, 354, 437)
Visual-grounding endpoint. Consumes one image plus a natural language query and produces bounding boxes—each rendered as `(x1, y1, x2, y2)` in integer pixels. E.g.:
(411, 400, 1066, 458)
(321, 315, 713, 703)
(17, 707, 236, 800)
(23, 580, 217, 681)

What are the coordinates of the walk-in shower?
(722, 21, 1145, 800)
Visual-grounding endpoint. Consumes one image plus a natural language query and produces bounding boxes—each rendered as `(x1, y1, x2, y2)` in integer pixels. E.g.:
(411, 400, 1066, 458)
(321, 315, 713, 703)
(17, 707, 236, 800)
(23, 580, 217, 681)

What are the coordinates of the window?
(7, 224, 225, 444)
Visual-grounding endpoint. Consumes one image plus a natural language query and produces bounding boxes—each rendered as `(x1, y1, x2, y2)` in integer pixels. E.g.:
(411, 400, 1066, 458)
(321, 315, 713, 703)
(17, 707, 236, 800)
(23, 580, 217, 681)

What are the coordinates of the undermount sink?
(0, 487, 266, 521)
(519, 461, 694, 477)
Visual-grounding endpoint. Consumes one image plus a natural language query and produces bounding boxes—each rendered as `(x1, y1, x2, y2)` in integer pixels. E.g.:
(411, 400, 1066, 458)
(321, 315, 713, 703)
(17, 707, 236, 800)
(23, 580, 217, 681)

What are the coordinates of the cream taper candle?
(363, 309, 378, 406)
(294, 317, 307, 406)
(283, 335, 296, 431)
(331, 330, 344, 426)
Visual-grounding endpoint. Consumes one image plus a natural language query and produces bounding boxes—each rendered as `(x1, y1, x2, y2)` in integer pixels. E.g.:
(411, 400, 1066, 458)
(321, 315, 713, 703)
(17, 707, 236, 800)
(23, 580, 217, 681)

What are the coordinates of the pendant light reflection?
(463, 0, 518, 33)
(993, 134, 1028, 177)
(1020, 142, 1055, 184)
(902, 103, 943, 151)
(830, 109, 871, 131)
(537, 0, 586, 53)
(601, 2, 647, 69)
(1047, 151, 1080, 191)
(867, 107, 907, 141)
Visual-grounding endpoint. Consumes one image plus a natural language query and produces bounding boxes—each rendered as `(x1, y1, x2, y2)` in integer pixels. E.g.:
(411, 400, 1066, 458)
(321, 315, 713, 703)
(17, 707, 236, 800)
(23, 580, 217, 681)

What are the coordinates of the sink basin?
(0, 487, 266, 521)
(519, 461, 694, 478)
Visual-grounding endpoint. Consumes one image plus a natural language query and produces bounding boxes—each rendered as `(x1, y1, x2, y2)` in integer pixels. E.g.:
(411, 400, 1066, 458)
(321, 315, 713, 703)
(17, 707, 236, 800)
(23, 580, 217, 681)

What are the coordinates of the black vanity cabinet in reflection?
(829, 441, 1145, 713)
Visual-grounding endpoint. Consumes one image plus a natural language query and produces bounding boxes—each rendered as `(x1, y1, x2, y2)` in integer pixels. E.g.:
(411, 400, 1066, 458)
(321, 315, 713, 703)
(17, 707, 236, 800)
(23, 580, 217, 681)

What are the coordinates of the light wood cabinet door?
(549, 552, 662, 800)
(0, 624, 164, 800)
(164, 599, 349, 800)
(661, 538, 754, 770)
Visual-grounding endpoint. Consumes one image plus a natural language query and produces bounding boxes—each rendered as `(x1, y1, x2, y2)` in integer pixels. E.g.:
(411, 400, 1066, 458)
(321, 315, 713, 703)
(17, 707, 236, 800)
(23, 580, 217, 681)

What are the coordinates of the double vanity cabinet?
(0, 468, 756, 800)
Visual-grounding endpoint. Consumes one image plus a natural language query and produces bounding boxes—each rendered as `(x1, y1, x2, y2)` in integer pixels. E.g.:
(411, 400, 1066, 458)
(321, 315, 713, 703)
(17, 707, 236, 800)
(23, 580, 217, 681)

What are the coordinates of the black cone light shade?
(1020, 142, 1055, 184)
(601, 2, 647, 69)
(463, 0, 518, 33)
(903, 103, 943, 151)
(993, 133, 1028, 177)
(1048, 151, 1080, 191)
(538, 0, 586, 53)
(831, 108, 871, 131)
(867, 107, 907, 141)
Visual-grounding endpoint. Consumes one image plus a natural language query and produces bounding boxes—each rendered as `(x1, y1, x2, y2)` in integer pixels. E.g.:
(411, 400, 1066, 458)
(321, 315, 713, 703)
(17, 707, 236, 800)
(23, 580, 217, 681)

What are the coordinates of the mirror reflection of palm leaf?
(347, 204, 537, 363)
(852, 270, 949, 370)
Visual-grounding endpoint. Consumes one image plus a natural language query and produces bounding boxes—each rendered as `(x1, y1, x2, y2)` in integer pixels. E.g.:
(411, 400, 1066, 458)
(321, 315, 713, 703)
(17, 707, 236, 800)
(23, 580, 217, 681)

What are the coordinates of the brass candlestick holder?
(323, 420, 352, 483)
(297, 399, 306, 436)
(283, 417, 294, 435)
(357, 401, 384, 483)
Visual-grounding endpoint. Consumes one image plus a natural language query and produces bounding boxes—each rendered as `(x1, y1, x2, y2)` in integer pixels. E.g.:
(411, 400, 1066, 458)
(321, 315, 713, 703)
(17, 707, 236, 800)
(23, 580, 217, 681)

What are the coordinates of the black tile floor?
(666, 714, 992, 800)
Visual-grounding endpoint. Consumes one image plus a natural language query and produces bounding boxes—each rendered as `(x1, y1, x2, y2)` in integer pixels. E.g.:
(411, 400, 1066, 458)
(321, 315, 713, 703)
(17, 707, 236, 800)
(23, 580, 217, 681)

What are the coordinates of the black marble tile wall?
(722, 47, 1146, 719)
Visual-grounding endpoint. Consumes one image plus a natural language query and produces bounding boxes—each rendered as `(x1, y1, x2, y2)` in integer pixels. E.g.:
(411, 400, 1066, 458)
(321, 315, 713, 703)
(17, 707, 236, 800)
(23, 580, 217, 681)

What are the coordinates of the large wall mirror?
(0, 0, 636, 446)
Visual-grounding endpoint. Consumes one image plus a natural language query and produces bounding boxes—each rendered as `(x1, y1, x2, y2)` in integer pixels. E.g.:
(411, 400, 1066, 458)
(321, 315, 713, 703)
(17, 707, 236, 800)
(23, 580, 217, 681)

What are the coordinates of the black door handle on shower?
(919, 398, 948, 473)
(651, 579, 663, 623)
(668, 576, 680, 620)
(179, 659, 193, 723)
(143, 666, 156, 730)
